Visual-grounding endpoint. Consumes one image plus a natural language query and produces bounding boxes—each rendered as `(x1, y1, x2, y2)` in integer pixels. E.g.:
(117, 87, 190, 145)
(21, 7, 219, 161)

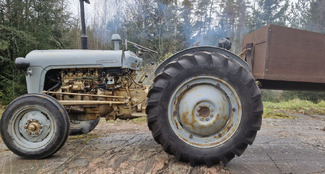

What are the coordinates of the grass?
(68, 133, 100, 143)
(133, 117, 147, 123)
(0, 105, 4, 119)
(263, 99, 325, 119)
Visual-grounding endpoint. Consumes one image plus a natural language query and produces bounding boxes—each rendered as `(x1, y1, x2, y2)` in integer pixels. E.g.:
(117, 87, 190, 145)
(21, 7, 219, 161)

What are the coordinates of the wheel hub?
(178, 85, 230, 137)
(196, 105, 210, 118)
(25, 119, 43, 136)
(18, 111, 52, 142)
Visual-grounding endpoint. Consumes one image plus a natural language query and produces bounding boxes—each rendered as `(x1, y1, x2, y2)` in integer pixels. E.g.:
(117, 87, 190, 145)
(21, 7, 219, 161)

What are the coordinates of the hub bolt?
(232, 108, 236, 112)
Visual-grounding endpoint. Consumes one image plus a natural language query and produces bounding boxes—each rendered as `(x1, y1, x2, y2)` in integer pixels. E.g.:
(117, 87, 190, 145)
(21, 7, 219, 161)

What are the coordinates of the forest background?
(0, 0, 325, 105)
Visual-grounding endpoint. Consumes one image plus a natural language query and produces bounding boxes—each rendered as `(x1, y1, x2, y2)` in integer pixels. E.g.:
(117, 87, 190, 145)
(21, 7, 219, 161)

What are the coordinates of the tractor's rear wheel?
(146, 51, 263, 166)
(0, 94, 69, 158)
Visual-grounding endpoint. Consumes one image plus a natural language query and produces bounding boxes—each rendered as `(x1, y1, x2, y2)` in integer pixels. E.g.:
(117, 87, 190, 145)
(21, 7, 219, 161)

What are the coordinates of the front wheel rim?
(9, 106, 56, 151)
(168, 76, 242, 148)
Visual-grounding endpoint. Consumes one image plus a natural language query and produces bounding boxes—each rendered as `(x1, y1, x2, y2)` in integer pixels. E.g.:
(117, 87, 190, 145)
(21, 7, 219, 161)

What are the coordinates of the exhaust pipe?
(79, 0, 90, 49)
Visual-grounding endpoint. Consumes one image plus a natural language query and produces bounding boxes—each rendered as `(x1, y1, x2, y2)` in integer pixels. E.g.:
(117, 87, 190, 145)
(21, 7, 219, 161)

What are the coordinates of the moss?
(68, 134, 100, 143)
(0, 148, 9, 152)
(263, 111, 297, 119)
(132, 117, 147, 123)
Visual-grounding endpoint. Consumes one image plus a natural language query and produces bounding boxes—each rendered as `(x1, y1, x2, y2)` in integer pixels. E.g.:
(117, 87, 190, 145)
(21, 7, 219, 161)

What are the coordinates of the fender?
(155, 46, 250, 76)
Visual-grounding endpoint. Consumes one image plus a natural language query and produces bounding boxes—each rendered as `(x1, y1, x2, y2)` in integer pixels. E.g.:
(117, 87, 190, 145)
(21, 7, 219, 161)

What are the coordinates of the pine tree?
(0, 0, 72, 104)
(249, 0, 289, 31)
(306, 0, 325, 33)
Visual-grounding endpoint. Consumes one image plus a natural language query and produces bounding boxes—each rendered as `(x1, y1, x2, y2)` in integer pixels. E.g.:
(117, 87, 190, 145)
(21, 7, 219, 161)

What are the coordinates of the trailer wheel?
(146, 51, 263, 166)
(69, 118, 100, 135)
(0, 94, 69, 158)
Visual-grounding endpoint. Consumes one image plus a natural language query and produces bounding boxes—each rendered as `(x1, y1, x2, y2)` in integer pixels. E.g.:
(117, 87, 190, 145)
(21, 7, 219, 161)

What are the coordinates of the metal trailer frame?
(242, 25, 325, 91)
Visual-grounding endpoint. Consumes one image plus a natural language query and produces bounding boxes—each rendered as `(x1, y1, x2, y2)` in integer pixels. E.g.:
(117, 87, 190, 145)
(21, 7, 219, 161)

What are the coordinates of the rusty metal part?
(242, 25, 325, 90)
(58, 100, 126, 106)
(139, 63, 154, 82)
(197, 106, 210, 118)
(43, 91, 127, 99)
(238, 47, 251, 58)
(50, 69, 148, 121)
(68, 106, 85, 114)
(28, 122, 38, 131)
(168, 76, 242, 148)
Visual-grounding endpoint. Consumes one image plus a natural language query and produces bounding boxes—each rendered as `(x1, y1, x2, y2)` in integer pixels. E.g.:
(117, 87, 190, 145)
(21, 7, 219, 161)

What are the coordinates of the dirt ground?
(1, 114, 325, 174)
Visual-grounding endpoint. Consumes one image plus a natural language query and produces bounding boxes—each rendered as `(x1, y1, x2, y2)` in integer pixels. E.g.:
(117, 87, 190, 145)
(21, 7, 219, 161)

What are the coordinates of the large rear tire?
(146, 51, 263, 166)
(0, 94, 70, 158)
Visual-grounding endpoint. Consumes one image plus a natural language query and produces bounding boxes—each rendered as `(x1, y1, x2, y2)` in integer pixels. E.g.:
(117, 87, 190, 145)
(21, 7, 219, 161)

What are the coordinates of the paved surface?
(228, 115, 325, 174)
(0, 114, 325, 174)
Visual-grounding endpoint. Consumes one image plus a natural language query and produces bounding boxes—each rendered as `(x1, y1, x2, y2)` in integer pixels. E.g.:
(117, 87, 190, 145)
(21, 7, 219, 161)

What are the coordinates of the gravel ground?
(0, 114, 325, 174)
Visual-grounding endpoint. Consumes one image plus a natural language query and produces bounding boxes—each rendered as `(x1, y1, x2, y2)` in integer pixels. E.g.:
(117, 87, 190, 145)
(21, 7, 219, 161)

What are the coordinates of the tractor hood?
(19, 49, 142, 71)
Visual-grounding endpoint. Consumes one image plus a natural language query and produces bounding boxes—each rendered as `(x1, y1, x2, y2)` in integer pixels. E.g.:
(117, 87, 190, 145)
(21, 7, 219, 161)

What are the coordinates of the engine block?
(44, 68, 148, 121)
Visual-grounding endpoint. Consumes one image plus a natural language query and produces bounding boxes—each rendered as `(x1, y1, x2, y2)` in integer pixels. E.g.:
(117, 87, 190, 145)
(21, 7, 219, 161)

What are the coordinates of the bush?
(261, 90, 282, 102)
(281, 91, 325, 103)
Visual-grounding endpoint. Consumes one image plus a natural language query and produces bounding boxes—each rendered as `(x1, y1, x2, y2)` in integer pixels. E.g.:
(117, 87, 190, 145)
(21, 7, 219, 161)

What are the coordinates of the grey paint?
(24, 49, 142, 93)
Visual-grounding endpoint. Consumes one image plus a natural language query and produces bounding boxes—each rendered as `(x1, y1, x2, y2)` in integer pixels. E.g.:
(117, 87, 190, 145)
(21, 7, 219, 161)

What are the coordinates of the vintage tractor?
(0, 33, 262, 166)
(0, 1, 263, 167)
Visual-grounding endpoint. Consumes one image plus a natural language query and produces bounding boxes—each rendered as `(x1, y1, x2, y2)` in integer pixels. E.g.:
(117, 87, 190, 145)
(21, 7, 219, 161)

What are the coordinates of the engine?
(44, 68, 148, 121)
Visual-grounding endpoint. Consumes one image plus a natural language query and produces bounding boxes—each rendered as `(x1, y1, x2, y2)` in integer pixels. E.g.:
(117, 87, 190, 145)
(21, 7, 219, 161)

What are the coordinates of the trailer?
(242, 24, 325, 91)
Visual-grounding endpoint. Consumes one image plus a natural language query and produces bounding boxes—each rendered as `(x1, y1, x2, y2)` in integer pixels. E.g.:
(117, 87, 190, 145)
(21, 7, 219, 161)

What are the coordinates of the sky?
(68, 0, 300, 27)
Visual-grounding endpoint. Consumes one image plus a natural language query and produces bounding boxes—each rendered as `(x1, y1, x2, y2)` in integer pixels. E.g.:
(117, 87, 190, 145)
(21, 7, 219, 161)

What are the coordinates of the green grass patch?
(0, 106, 5, 119)
(263, 109, 297, 119)
(263, 99, 325, 119)
(0, 148, 9, 152)
(133, 117, 147, 123)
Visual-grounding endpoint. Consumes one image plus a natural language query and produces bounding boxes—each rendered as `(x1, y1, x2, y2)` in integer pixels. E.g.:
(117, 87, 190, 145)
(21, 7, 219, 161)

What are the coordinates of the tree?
(305, 0, 325, 33)
(288, 1, 310, 29)
(0, 0, 72, 104)
(0, 25, 37, 104)
(249, 0, 289, 31)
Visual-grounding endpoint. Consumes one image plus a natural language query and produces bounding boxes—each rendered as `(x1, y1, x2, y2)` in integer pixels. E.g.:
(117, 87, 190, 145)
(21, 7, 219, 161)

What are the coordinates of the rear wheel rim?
(168, 76, 242, 148)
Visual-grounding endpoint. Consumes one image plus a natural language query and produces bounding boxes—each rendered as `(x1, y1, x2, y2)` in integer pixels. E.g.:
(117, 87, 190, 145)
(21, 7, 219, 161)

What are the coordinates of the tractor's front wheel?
(0, 94, 69, 158)
(146, 51, 263, 166)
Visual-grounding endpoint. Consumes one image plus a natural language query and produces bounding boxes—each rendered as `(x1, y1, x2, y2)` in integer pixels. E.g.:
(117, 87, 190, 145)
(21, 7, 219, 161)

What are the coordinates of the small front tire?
(0, 94, 70, 158)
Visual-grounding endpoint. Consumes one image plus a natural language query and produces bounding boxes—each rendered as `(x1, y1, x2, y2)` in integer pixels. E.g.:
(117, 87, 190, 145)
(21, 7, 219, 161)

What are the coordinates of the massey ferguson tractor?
(2, 1, 325, 166)
(0, 32, 262, 166)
